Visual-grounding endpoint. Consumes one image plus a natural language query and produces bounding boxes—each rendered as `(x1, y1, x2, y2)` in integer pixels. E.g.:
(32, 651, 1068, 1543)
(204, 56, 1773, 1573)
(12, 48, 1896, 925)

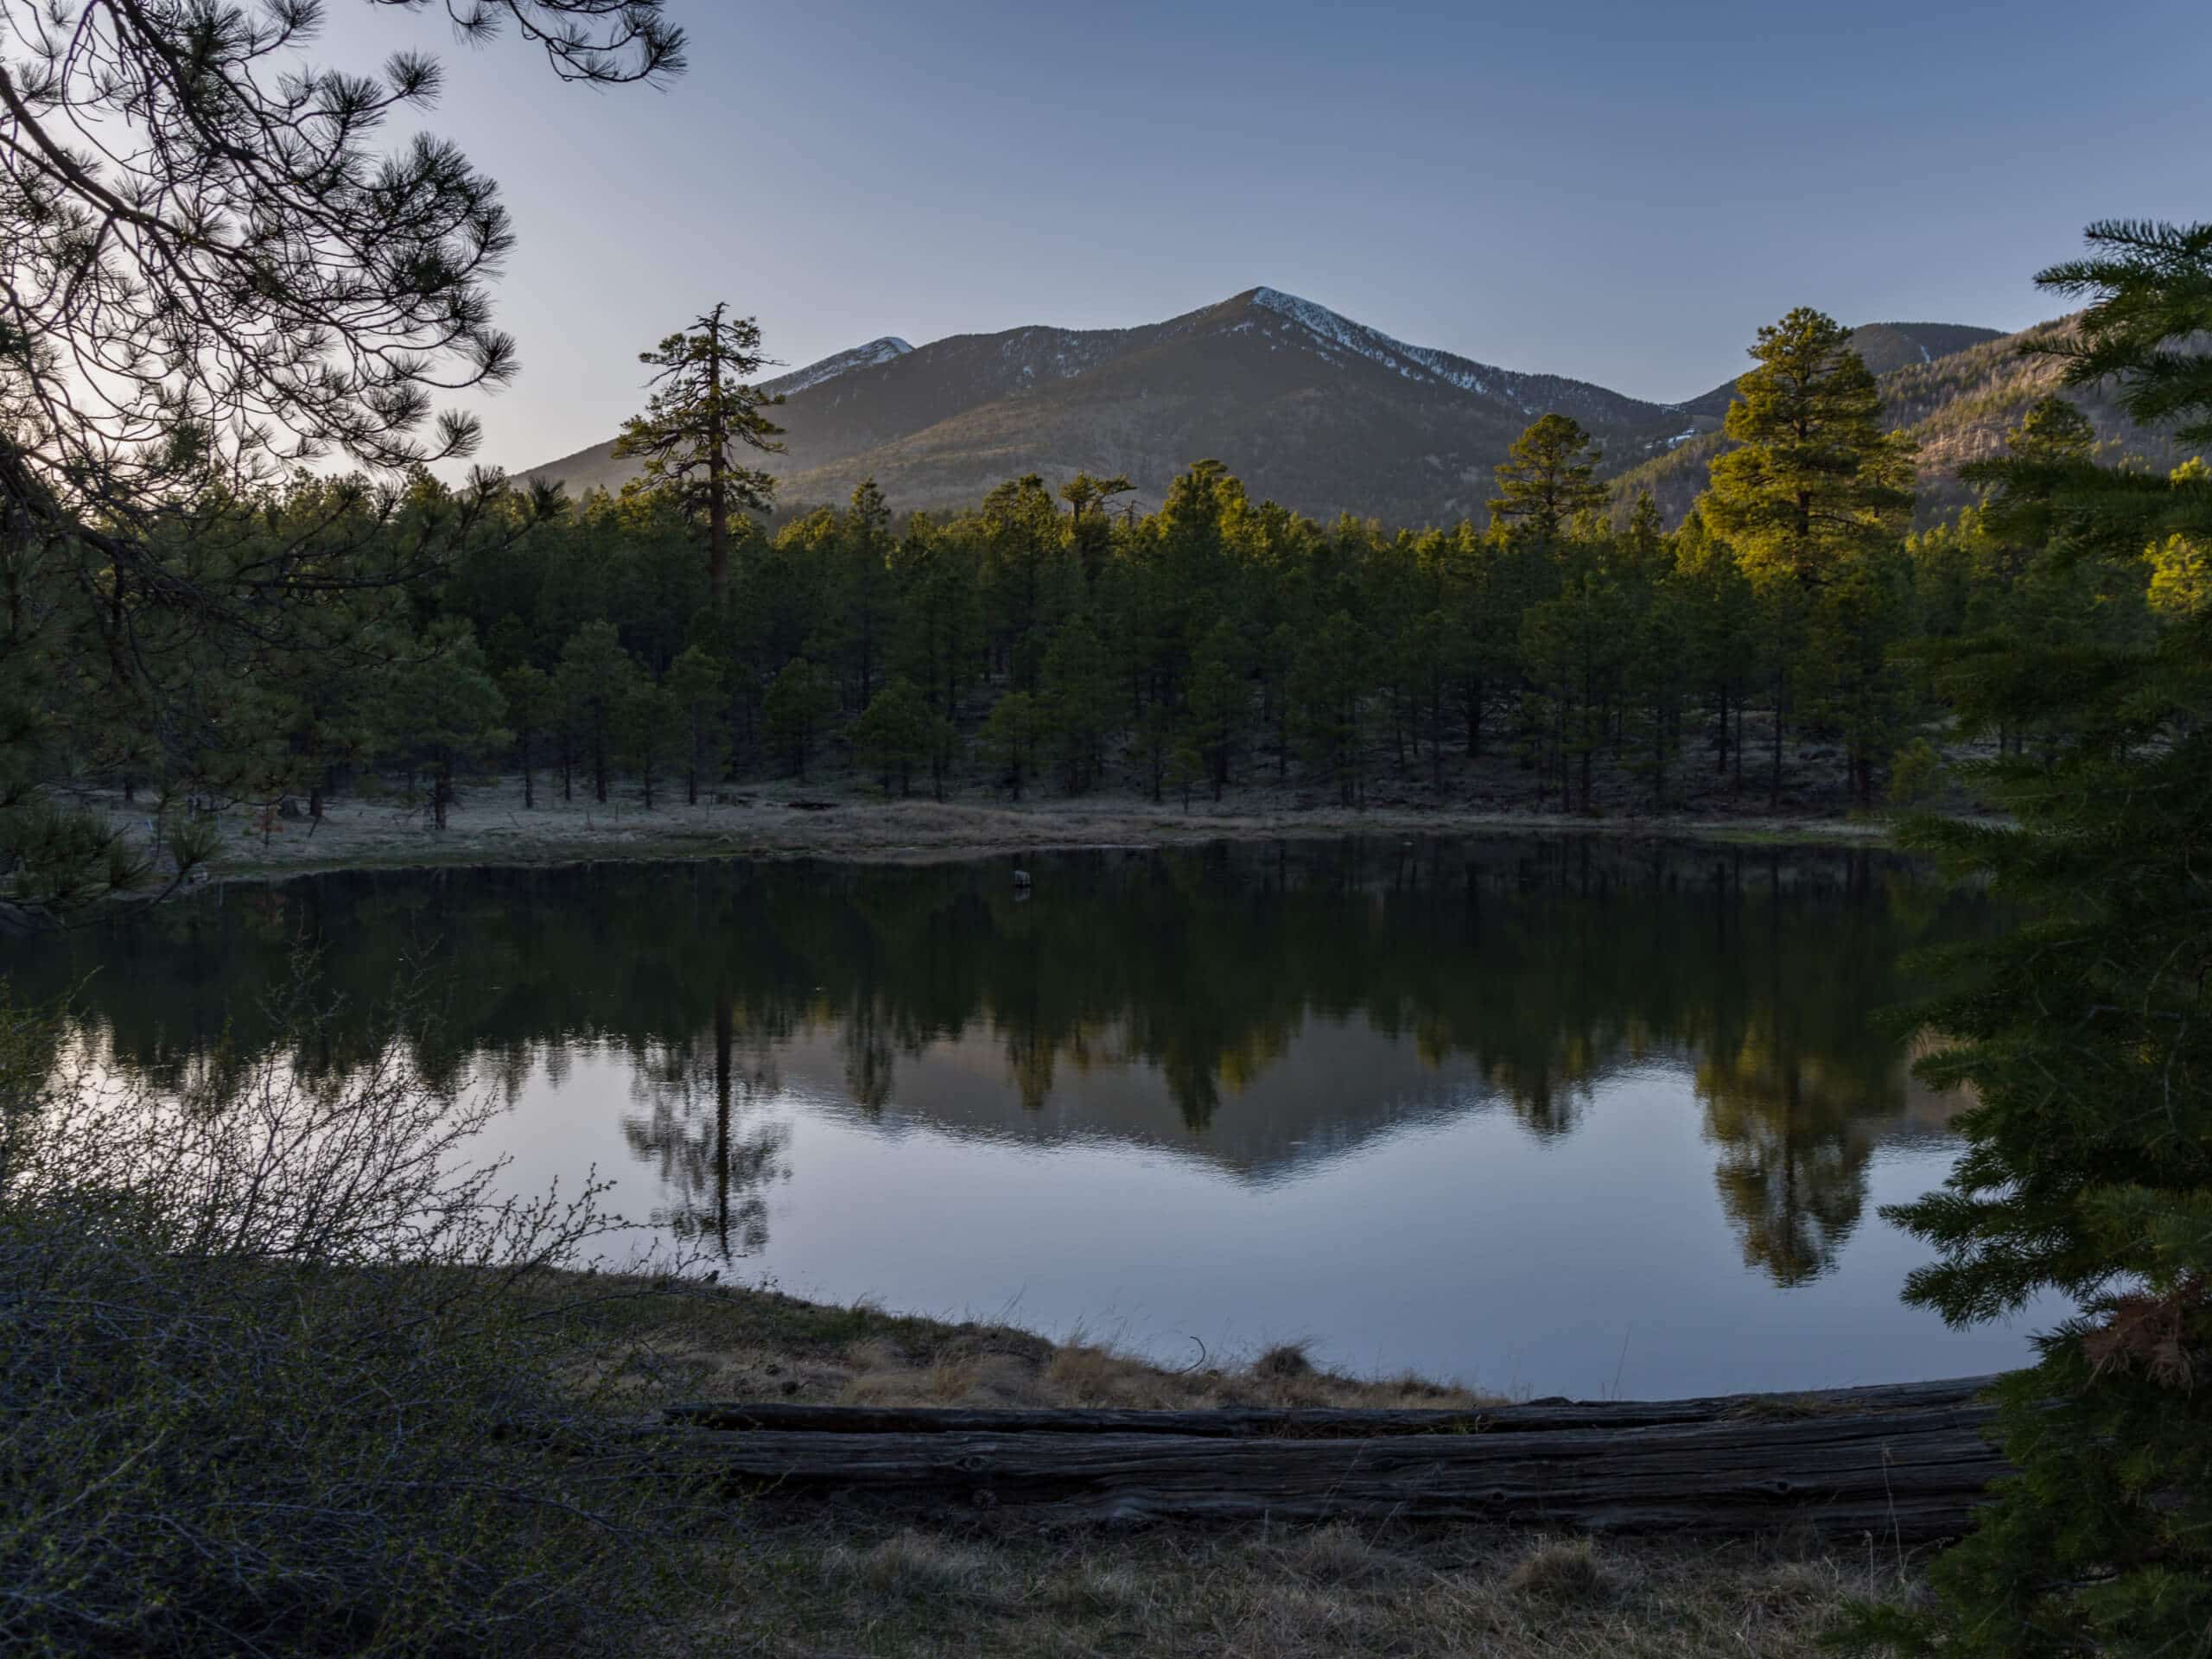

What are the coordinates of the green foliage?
(1702, 308, 1918, 804)
(1184, 624, 1253, 799)
(664, 645, 728, 804)
(850, 677, 930, 796)
(1488, 414, 1606, 541)
(1291, 611, 1373, 804)
(978, 689, 1043, 801)
(1842, 220, 2212, 1658)
(1885, 737, 1942, 805)
(377, 623, 510, 830)
(1038, 615, 1118, 794)
(26, 344, 2184, 868)
(613, 673, 677, 809)
(555, 620, 641, 804)
(1519, 558, 1629, 814)
(499, 664, 556, 809)
(762, 658, 837, 779)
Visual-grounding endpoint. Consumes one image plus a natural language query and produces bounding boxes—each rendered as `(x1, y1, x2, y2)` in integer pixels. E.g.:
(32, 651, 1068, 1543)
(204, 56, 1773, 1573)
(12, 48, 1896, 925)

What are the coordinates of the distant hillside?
(522, 294, 2050, 531)
(1613, 318, 2196, 527)
(1670, 322, 2005, 423)
(521, 288, 1723, 525)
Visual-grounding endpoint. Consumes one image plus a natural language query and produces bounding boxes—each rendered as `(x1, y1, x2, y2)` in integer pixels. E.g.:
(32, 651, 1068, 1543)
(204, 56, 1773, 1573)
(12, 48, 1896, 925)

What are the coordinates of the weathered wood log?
(647, 1377, 2008, 1538)
(664, 1376, 1998, 1440)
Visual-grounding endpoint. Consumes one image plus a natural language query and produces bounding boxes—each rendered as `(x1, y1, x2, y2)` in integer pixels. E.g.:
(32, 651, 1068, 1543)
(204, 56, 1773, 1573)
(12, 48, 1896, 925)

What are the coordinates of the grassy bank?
(579, 1280, 1917, 1657)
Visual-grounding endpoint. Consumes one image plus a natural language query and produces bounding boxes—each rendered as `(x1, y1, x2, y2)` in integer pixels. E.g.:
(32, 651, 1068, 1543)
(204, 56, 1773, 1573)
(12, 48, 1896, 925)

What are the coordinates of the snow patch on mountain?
(1250, 287, 1556, 410)
(763, 336, 913, 397)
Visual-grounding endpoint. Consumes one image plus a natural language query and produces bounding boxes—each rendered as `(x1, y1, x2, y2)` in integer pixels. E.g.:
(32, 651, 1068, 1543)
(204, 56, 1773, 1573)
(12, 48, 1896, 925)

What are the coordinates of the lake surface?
(8, 836, 2053, 1398)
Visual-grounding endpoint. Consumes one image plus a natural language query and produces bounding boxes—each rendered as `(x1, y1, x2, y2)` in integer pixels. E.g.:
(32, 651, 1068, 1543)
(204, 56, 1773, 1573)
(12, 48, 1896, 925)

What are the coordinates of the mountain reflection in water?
(4, 836, 2021, 1393)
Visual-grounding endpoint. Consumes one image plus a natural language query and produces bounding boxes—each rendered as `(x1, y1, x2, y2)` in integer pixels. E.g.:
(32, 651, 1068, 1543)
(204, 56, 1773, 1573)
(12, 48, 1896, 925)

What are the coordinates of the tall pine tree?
(613, 304, 785, 593)
(1700, 308, 1915, 804)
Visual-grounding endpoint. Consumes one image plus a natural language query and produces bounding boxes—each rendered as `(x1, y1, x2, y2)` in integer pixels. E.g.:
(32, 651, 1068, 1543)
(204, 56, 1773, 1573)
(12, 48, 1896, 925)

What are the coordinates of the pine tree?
(822, 478, 896, 706)
(499, 664, 555, 810)
(377, 624, 508, 830)
(2147, 461, 2212, 617)
(664, 645, 727, 805)
(761, 659, 837, 779)
(851, 678, 929, 796)
(1059, 471, 1135, 587)
(1519, 553, 1628, 813)
(1185, 624, 1252, 799)
(1844, 220, 2212, 1658)
(613, 675, 676, 809)
(553, 622, 638, 804)
(1700, 308, 1916, 804)
(612, 304, 785, 594)
(1292, 611, 1373, 804)
(978, 690, 1042, 801)
(1038, 615, 1118, 793)
(976, 475, 1075, 690)
(1488, 415, 1606, 543)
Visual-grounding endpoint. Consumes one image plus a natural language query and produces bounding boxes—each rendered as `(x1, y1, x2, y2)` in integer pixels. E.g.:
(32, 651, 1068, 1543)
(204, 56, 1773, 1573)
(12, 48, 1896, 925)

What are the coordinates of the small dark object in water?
(784, 800, 838, 812)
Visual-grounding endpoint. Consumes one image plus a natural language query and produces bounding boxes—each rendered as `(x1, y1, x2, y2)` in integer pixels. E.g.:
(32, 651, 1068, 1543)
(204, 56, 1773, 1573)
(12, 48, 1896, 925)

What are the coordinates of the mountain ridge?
(519, 293, 2061, 528)
(1611, 316, 2194, 526)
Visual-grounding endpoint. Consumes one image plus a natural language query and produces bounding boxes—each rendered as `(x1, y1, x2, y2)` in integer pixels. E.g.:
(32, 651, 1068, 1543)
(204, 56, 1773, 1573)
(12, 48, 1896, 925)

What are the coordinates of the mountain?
(1612, 317, 2196, 527)
(1671, 322, 2005, 422)
(519, 292, 2069, 530)
(761, 335, 912, 397)
(520, 288, 1721, 524)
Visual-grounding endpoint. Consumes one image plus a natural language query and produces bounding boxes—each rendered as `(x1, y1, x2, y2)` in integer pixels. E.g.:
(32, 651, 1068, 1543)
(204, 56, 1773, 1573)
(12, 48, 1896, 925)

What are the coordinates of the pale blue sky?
(321, 1, 2211, 474)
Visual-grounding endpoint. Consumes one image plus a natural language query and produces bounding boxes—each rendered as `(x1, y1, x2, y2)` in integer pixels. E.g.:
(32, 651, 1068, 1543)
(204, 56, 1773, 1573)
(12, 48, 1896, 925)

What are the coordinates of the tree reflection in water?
(3, 837, 1989, 1282)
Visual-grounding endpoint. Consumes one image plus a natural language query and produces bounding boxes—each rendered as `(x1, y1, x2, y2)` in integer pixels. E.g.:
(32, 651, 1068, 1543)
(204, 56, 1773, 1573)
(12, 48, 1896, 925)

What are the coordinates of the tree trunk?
(652, 1376, 2005, 1540)
(1768, 671, 1783, 810)
(707, 308, 729, 594)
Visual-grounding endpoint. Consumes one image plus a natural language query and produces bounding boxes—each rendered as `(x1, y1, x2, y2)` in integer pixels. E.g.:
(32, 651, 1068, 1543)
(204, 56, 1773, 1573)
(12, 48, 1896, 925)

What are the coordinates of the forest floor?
(582, 1280, 1921, 1657)
(99, 772, 1916, 886)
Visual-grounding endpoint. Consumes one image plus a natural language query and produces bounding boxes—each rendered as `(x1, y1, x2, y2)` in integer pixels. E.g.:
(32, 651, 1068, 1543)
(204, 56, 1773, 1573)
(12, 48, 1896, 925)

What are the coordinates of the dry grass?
(559, 1280, 1925, 1656)
(559, 1278, 1501, 1411)
(664, 1516, 1918, 1658)
(833, 1325, 1497, 1410)
(1505, 1537, 1618, 1604)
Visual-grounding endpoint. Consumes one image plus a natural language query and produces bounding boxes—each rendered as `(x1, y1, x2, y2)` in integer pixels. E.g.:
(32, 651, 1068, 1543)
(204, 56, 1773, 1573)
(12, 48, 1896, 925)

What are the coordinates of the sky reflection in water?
(12, 836, 2056, 1396)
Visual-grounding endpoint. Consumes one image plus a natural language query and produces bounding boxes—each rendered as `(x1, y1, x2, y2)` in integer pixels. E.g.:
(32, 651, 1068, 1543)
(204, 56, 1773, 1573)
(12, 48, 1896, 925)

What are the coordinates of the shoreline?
(579, 1277, 1930, 1655)
(132, 780, 1916, 887)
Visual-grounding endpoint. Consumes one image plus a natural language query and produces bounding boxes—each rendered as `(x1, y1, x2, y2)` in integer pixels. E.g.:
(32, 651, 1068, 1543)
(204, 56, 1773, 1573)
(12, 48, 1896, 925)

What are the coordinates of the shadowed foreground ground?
(594, 1282, 1929, 1657)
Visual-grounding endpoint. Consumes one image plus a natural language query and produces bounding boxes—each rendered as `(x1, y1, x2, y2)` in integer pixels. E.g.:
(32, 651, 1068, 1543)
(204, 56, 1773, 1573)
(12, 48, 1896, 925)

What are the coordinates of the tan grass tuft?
(1267, 1522, 1412, 1586)
(1042, 1341, 1188, 1408)
(818, 1530, 1007, 1603)
(1503, 1538, 1618, 1605)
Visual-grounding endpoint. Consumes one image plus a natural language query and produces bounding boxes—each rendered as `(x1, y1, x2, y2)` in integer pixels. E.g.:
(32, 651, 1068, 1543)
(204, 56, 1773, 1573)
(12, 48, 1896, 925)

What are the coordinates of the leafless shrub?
(0, 969, 704, 1656)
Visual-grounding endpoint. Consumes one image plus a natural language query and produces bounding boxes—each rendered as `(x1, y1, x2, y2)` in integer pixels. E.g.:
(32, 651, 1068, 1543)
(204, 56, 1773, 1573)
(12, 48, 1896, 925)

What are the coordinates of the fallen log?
(649, 1376, 2008, 1537)
(665, 1375, 1997, 1440)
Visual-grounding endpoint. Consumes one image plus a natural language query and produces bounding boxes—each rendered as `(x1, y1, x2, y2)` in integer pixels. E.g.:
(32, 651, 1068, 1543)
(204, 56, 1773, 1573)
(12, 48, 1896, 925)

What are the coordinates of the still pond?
(10, 835, 2056, 1398)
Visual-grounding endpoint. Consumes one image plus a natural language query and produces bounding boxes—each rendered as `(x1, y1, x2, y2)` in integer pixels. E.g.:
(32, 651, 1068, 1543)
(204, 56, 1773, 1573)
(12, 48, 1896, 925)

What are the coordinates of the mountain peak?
(1230, 285, 1523, 402)
(763, 335, 913, 397)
